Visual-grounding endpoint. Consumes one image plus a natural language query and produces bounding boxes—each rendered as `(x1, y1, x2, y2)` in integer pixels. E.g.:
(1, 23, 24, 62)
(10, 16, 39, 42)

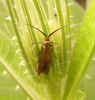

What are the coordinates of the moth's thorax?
(42, 41, 51, 48)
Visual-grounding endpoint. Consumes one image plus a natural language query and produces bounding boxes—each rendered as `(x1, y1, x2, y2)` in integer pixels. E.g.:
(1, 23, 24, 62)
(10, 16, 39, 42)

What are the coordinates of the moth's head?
(45, 36, 50, 41)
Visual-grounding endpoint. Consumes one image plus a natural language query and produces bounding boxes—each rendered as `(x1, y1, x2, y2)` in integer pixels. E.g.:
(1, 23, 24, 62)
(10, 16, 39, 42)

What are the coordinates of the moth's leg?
(36, 59, 39, 64)
(35, 51, 41, 57)
(50, 61, 53, 67)
(51, 45, 57, 59)
(32, 41, 43, 45)
(35, 51, 40, 64)
(51, 42, 58, 45)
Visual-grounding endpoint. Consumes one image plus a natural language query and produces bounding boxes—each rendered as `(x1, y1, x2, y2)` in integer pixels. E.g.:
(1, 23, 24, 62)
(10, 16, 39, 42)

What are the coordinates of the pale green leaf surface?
(0, 0, 13, 36)
(0, 1, 28, 99)
(32, 0, 50, 35)
(0, 66, 27, 100)
(0, 31, 44, 100)
(63, 0, 95, 100)
(69, 0, 85, 40)
(81, 60, 95, 100)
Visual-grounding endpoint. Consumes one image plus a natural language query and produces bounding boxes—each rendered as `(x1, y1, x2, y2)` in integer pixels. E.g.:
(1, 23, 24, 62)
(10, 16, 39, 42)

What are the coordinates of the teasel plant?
(0, 0, 95, 100)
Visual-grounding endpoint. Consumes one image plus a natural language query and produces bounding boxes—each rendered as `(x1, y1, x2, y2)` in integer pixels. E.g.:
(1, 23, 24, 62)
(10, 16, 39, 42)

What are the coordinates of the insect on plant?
(26, 24, 68, 75)
(14, 23, 68, 75)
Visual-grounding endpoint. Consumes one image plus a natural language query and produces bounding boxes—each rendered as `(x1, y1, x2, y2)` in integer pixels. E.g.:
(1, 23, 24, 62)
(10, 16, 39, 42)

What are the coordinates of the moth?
(30, 25, 67, 75)
(14, 23, 67, 75)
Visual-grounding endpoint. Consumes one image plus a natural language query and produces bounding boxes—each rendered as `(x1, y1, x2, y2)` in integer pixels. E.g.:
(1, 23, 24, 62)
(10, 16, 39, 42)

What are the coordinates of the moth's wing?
(45, 44, 51, 75)
(38, 45, 45, 75)
(45, 62, 50, 75)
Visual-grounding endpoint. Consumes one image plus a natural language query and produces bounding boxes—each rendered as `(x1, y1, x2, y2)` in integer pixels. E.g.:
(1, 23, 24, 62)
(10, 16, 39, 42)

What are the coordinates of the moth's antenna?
(13, 23, 47, 37)
(48, 25, 69, 37)
(48, 23, 81, 37)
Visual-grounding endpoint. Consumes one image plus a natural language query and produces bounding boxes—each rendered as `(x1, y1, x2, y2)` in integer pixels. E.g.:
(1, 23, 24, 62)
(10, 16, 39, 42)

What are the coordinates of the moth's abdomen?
(38, 41, 51, 75)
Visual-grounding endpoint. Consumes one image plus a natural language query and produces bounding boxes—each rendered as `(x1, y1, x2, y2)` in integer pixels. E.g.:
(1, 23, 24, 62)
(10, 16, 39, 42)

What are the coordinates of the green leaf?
(0, 65, 27, 100)
(32, 0, 50, 35)
(63, 0, 95, 100)
(80, 60, 95, 100)
(0, 31, 43, 100)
